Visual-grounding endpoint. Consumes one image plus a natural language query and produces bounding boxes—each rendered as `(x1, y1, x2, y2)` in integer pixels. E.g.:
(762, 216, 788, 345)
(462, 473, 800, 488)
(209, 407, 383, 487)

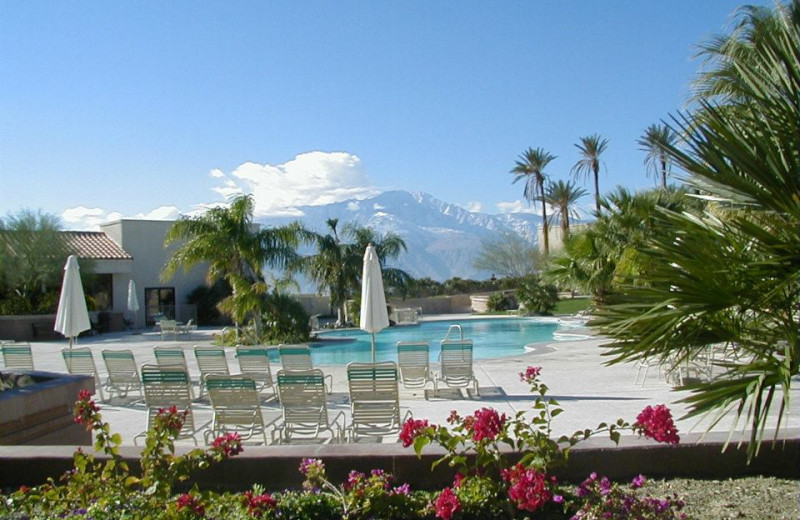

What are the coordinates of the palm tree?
(571, 134, 609, 213)
(595, 1, 800, 460)
(162, 194, 301, 337)
(638, 124, 676, 189)
(300, 219, 409, 325)
(544, 180, 587, 244)
(511, 147, 556, 255)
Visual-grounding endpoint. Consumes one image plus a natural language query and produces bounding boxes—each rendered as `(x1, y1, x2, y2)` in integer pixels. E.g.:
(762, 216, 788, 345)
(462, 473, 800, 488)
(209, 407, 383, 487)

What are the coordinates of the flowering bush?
(569, 472, 688, 519)
(0, 373, 691, 519)
(403, 367, 686, 519)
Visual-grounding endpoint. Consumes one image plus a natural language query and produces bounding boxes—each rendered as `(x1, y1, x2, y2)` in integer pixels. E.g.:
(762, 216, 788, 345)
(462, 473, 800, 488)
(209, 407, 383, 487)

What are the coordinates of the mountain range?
(259, 190, 543, 282)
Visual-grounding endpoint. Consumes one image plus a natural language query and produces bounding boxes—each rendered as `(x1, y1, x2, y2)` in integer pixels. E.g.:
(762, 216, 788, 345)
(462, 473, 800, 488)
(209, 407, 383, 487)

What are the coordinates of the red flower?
(519, 366, 542, 384)
(634, 404, 680, 444)
(470, 408, 506, 442)
(212, 432, 243, 457)
(452, 472, 464, 488)
(73, 390, 100, 428)
(243, 491, 276, 517)
(156, 406, 187, 435)
(434, 487, 460, 520)
(399, 418, 429, 447)
(501, 464, 554, 512)
(176, 493, 205, 516)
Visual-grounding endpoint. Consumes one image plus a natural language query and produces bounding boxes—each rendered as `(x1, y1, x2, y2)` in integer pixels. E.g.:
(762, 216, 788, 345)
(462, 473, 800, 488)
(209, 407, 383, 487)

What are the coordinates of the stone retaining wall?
(0, 429, 796, 491)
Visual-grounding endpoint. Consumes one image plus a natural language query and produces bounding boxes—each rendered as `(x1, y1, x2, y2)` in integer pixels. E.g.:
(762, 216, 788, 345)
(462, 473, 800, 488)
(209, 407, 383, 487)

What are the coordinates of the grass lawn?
(553, 297, 592, 315)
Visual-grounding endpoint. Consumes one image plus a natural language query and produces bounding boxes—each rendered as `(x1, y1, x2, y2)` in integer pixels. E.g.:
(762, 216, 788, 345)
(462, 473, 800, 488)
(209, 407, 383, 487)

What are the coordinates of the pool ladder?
(443, 324, 464, 342)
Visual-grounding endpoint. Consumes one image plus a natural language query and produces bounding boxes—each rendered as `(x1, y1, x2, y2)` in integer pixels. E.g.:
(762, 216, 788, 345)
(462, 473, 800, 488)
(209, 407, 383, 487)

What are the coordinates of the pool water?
(307, 318, 560, 365)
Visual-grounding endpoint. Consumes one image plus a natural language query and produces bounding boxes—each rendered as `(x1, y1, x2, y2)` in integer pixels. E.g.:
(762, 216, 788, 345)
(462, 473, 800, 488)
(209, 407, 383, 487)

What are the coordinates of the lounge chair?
(1, 343, 34, 371)
(101, 349, 143, 400)
(273, 369, 344, 444)
(62, 347, 105, 401)
(396, 341, 433, 389)
(346, 362, 409, 441)
(158, 319, 178, 341)
(278, 344, 333, 393)
(434, 339, 479, 396)
(194, 346, 230, 398)
(137, 364, 197, 445)
(235, 345, 277, 402)
(179, 319, 197, 339)
(204, 375, 273, 444)
(153, 346, 195, 398)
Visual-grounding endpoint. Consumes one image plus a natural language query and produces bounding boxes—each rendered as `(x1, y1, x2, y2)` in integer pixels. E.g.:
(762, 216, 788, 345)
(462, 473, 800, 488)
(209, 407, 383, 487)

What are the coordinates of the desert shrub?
(516, 274, 559, 315)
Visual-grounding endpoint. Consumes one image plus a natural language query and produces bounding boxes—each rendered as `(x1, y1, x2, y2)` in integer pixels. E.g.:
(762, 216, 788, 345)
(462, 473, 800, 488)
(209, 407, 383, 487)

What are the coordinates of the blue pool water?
(306, 318, 560, 365)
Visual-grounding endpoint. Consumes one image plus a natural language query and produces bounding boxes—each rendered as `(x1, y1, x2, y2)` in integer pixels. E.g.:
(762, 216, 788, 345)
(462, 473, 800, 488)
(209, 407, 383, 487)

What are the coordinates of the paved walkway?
(6, 316, 797, 446)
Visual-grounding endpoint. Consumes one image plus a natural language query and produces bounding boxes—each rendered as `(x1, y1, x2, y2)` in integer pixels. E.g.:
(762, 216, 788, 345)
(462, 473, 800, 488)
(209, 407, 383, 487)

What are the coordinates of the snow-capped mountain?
(259, 190, 542, 281)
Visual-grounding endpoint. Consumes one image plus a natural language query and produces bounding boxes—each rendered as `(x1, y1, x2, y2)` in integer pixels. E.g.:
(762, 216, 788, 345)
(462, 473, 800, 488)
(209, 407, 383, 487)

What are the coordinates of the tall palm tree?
(638, 124, 676, 189)
(596, 1, 800, 460)
(571, 134, 609, 213)
(300, 219, 409, 325)
(545, 180, 587, 244)
(162, 194, 301, 336)
(511, 147, 556, 255)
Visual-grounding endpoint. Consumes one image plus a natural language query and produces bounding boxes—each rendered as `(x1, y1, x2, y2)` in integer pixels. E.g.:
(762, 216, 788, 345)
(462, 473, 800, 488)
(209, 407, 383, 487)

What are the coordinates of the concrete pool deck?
(4, 314, 798, 447)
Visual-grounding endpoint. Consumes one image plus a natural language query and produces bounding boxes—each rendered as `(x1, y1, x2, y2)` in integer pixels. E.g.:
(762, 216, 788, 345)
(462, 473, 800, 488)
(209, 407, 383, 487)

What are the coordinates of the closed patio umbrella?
(127, 279, 140, 331)
(360, 244, 389, 363)
(54, 255, 91, 367)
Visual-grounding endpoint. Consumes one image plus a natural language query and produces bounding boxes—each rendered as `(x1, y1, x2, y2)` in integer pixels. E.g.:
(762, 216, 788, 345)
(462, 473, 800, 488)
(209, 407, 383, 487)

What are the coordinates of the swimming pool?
(308, 318, 560, 365)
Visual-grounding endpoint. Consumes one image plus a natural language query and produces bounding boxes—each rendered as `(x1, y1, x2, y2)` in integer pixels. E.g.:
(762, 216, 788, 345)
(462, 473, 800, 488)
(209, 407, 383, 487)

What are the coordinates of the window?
(145, 287, 175, 326)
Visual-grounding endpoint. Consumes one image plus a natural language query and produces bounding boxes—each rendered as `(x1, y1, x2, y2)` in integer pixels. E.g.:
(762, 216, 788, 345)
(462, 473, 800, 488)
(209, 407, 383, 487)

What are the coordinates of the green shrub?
(516, 275, 559, 315)
(486, 292, 514, 312)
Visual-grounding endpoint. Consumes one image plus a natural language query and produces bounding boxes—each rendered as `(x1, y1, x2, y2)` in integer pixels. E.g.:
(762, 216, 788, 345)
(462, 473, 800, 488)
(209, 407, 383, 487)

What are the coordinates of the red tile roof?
(62, 232, 132, 260)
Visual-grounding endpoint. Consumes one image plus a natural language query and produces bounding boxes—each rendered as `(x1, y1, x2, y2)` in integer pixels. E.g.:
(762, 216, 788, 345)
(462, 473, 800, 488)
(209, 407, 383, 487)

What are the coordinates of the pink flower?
(73, 390, 100, 428)
(391, 483, 411, 495)
(434, 487, 460, 520)
(344, 470, 365, 491)
(631, 474, 646, 489)
(176, 493, 205, 516)
(399, 418, 429, 447)
(470, 408, 506, 442)
(501, 464, 554, 512)
(452, 472, 464, 488)
(519, 366, 542, 384)
(634, 405, 680, 444)
(155, 405, 187, 435)
(446, 409, 461, 424)
(243, 491, 276, 517)
(212, 432, 243, 457)
(299, 458, 324, 476)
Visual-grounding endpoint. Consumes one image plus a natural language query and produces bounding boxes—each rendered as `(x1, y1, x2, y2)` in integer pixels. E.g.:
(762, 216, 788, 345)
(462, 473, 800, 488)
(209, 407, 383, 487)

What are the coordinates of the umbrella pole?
(68, 336, 74, 372)
(371, 333, 376, 363)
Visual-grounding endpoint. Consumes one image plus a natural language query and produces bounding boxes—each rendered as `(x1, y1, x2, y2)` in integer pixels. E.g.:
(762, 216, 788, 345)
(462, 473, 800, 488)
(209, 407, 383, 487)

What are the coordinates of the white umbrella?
(54, 255, 91, 362)
(360, 244, 389, 363)
(127, 279, 140, 330)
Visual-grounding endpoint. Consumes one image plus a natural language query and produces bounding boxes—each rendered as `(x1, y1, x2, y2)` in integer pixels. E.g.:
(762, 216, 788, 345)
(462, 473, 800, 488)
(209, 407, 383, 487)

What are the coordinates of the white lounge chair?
(137, 364, 197, 445)
(101, 349, 143, 400)
(273, 369, 344, 444)
(396, 341, 433, 389)
(435, 339, 479, 396)
(347, 362, 409, 442)
(235, 345, 277, 402)
(2, 343, 34, 371)
(278, 344, 332, 393)
(194, 345, 230, 398)
(205, 375, 273, 444)
(62, 347, 104, 401)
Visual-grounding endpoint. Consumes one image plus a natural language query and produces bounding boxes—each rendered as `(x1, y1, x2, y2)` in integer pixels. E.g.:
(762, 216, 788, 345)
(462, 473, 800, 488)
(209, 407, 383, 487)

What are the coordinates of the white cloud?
(136, 206, 181, 221)
(209, 168, 225, 178)
(61, 206, 122, 230)
(465, 201, 483, 213)
(495, 200, 538, 214)
(347, 201, 360, 211)
(210, 151, 379, 217)
(373, 203, 384, 210)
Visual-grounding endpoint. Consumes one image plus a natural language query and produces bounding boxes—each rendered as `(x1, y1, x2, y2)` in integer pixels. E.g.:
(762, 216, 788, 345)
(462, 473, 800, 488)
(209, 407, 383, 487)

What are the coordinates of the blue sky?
(0, 1, 762, 229)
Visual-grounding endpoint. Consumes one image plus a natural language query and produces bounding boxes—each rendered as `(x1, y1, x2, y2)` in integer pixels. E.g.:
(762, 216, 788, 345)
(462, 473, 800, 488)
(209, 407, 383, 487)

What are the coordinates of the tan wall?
(388, 295, 472, 315)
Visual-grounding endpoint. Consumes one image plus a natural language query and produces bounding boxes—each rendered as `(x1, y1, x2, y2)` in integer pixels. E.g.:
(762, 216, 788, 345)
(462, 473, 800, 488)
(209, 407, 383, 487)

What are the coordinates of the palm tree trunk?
(660, 157, 667, 190)
(540, 183, 549, 256)
(593, 165, 601, 213)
